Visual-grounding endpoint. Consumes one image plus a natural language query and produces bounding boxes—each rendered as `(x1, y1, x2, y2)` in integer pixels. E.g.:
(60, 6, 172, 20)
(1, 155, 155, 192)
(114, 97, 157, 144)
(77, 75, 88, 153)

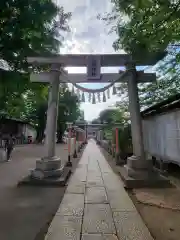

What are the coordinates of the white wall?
(143, 109, 180, 165)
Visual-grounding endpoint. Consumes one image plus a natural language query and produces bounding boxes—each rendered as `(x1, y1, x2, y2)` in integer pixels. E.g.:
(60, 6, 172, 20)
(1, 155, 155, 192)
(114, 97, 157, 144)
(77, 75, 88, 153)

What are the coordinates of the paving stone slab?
(80, 162, 89, 166)
(68, 174, 87, 184)
(88, 158, 99, 162)
(86, 179, 104, 187)
(103, 181, 124, 191)
(100, 169, 112, 173)
(107, 190, 136, 212)
(88, 161, 99, 165)
(87, 170, 102, 177)
(82, 234, 119, 240)
(86, 175, 104, 187)
(77, 163, 88, 168)
(83, 204, 116, 234)
(57, 193, 84, 216)
(102, 172, 122, 182)
(66, 182, 86, 194)
(98, 164, 112, 173)
(85, 187, 108, 204)
(88, 166, 100, 172)
(73, 168, 88, 175)
(102, 176, 124, 191)
(71, 172, 87, 182)
(113, 211, 154, 240)
(45, 215, 82, 240)
(87, 172, 102, 178)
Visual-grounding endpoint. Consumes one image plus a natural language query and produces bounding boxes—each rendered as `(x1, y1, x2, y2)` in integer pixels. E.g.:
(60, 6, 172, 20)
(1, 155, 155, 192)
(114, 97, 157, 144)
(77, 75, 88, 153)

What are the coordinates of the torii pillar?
(126, 62, 145, 162)
(123, 61, 169, 187)
(31, 65, 63, 179)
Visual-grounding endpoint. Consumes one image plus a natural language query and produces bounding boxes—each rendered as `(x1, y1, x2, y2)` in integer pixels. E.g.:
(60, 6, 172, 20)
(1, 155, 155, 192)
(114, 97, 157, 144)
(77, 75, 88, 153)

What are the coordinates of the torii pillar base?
(18, 153, 72, 187)
(30, 156, 63, 179)
(119, 155, 171, 189)
(18, 157, 71, 187)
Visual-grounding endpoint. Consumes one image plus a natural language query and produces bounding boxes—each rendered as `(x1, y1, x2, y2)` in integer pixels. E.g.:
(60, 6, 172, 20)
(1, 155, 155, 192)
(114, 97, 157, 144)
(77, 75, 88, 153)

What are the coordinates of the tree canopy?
(0, 0, 81, 141)
(107, 0, 180, 58)
(92, 107, 131, 155)
(100, 0, 180, 110)
(0, 0, 71, 70)
(25, 84, 81, 142)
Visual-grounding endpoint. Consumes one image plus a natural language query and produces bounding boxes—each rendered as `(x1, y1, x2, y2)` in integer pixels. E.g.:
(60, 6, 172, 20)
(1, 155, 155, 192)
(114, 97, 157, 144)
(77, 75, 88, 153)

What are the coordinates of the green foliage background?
(0, 0, 81, 142)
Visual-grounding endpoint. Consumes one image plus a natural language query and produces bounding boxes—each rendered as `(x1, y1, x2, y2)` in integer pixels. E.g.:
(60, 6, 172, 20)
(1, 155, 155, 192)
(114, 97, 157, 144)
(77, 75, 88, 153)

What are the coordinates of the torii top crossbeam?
(27, 53, 165, 67)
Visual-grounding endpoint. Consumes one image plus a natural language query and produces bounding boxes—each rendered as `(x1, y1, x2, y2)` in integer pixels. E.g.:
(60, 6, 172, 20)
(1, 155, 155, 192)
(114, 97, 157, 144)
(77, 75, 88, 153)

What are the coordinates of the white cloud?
(58, 0, 123, 120)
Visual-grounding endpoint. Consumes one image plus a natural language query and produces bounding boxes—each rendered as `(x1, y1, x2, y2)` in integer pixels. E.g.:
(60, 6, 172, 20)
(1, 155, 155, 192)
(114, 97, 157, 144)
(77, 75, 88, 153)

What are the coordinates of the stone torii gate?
(27, 54, 168, 187)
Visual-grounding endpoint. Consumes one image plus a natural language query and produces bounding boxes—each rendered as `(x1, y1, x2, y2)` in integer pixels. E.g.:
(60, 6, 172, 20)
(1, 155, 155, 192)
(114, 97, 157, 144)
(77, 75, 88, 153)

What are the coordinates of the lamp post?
(66, 122, 73, 167)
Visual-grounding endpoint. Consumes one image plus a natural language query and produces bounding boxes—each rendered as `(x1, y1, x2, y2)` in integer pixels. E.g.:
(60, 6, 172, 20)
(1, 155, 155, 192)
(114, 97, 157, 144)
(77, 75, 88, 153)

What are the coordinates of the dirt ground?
(100, 147, 180, 240)
(0, 143, 84, 240)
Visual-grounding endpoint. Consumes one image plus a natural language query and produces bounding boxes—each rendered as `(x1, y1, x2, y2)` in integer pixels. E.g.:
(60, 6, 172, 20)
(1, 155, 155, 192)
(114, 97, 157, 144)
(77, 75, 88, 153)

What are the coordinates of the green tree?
(22, 84, 48, 141)
(21, 83, 81, 143)
(104, 0, 180, 59)
(100, 0, 180, 110)
(92, 108, 129, 140)
(0, 0, 71, 70)
(99, 109, 116, 124)
(0, 70, 30, 117)
(98, 108, 128, 125)
(91, 120, 99, 124)
(0, 0, 73, 138)
(56, 89, 81, 143)
(95, 107, 132, 157)
(0, 0, 71, 112)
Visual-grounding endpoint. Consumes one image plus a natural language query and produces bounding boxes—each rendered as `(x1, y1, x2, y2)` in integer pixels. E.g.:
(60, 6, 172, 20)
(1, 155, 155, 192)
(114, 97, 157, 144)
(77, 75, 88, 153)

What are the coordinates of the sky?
(57, 0, 150, 121)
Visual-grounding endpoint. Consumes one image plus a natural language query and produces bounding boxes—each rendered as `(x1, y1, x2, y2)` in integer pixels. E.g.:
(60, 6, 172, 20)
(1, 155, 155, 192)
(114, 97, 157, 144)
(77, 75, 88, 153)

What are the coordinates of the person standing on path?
(5, 134, 15, 161)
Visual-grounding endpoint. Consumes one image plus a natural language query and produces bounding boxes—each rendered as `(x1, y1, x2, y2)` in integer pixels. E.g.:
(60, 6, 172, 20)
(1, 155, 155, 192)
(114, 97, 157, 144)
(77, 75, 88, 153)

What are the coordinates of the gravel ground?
(0, 143, 82, 240)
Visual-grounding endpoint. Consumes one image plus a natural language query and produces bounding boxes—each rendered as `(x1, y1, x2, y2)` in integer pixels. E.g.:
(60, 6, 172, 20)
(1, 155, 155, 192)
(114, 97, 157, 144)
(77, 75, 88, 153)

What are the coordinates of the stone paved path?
(45, 140, 154, 240)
